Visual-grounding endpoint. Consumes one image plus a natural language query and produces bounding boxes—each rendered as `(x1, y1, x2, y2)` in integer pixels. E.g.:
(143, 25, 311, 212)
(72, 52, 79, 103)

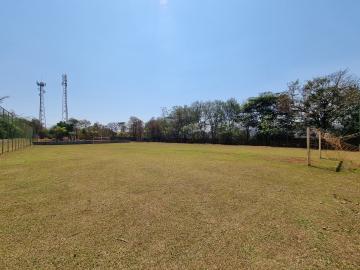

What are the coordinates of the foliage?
(138, 70, 360, 145)
(49, 125, 67, 140)
(0, 113, 33, 139)
(31, 70, 360, 146)
(128, 117, 144, 141)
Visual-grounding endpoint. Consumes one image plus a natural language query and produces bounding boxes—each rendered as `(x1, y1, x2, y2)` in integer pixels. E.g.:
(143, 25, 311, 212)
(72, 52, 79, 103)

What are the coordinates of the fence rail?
(0, 106, 33, 155)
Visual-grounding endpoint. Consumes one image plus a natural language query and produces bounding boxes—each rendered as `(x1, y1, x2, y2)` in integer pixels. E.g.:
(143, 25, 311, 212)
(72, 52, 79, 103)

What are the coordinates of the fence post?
(1, 108, 4, 155)
(11, 114, 14, 152)
(318, 130, 322, 159)
(307, 127, 311, 166)
(7, 112, 10, 152)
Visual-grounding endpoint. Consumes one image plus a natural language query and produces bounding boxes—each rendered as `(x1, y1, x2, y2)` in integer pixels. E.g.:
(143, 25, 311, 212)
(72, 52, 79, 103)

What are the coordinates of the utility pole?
(62, 74, 68, 122)
(37, 81, 46, 128)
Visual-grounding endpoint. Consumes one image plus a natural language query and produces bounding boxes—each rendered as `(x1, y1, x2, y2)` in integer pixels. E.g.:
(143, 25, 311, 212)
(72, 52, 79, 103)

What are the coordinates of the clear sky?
(1, 0, 360, 126)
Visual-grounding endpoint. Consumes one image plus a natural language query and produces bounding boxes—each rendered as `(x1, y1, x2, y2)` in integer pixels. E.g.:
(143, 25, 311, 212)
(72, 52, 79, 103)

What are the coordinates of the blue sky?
(1, 0, 360, 126)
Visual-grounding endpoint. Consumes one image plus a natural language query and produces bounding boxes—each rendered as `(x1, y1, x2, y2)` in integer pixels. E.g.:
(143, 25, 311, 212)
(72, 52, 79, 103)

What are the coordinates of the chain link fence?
(0, 106, 33, 155)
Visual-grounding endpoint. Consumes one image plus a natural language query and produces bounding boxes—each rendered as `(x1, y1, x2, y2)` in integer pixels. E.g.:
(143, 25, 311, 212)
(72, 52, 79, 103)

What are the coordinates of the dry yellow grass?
(0, 143, 359, 269)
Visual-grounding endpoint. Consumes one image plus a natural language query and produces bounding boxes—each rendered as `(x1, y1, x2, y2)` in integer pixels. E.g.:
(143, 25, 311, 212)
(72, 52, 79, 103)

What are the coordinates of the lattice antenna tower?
(62, 74, 68, 122)
(37, 81, 46, 128)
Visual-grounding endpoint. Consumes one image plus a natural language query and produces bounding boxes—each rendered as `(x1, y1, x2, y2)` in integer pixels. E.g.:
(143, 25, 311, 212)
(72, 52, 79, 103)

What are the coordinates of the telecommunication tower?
(62, 74, 68, 122)
(37, 81, 46, 128)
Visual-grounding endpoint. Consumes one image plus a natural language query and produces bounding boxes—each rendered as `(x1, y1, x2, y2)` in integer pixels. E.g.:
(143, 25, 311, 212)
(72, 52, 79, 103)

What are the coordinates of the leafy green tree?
(49, 121, 74, 140)
(302, 70, 360, 135)
(49, 126, 67, 140)
(335, 76, 360, 135)
(0, 117, 11, 138)
(240, 93, 278, 142)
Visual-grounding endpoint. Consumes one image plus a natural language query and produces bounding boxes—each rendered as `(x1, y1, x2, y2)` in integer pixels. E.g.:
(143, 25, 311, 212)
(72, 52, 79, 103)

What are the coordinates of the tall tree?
(107, 122, 124, 133)
(218, 99, 241, 144)
(145, 118, 163, 141)
(202, 100, 225, 143)
(128, 116, 144, 140)
(302, 70, 359, 133)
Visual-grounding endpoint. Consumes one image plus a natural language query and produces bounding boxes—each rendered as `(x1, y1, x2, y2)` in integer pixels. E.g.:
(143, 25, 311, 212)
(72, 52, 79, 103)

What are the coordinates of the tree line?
(34, 70, 360, 146)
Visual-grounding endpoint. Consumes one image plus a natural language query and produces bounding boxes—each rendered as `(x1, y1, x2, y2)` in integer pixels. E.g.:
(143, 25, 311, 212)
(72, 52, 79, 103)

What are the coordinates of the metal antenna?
(37, 81, 46, 128)
(62, 74, 68, 122)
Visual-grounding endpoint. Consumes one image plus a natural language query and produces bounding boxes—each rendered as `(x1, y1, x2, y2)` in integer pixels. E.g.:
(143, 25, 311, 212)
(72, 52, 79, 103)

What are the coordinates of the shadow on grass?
(310, 158, 342, 172)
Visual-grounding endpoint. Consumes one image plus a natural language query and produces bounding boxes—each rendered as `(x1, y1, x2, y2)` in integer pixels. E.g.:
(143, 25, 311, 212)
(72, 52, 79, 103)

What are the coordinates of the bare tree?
(107, 122, 125, 133)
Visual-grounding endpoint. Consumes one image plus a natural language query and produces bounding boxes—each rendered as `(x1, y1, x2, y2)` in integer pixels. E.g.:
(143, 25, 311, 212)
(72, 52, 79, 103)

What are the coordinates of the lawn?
(0, 143, 359, 269)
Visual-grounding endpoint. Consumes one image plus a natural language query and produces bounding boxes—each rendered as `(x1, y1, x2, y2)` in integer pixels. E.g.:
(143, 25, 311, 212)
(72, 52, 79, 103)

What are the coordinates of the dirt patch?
(264, 156, 306, 164)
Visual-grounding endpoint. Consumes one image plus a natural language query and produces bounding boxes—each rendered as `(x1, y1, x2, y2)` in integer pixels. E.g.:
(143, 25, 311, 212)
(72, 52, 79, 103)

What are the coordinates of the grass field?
(1, 143, 360, 269)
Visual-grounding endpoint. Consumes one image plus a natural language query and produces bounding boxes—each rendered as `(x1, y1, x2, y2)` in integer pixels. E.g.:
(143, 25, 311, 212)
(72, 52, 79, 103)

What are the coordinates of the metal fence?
(0, 106, 33, 155)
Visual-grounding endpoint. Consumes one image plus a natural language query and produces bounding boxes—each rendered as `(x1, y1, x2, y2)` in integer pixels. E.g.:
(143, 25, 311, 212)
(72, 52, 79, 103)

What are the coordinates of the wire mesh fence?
(307, 127, 360, 171)
(0, 106, 33, 155)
